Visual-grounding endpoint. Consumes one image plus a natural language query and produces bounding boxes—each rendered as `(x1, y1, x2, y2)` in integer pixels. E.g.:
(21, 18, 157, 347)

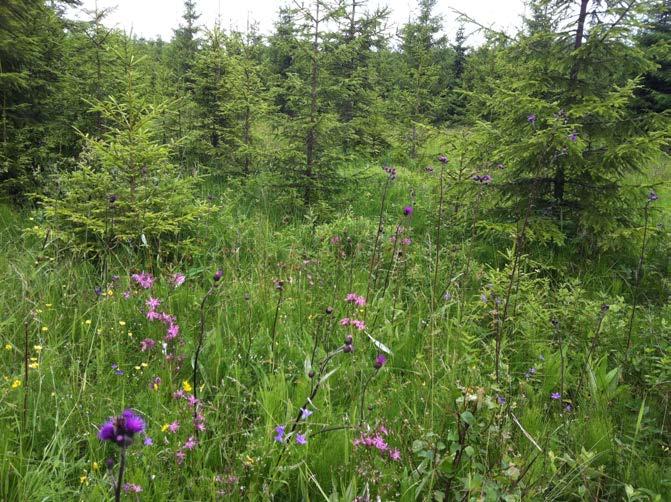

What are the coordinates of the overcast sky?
(72, 0, 528, 43)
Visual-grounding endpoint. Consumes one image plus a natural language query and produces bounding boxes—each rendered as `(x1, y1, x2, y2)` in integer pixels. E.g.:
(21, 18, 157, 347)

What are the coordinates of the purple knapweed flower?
(168, 421, 180, 433)
(438, 155, 448, 164)
(94, 286, 103, 296)
(340, 317, 351, 326)
(98, 409, 145, 447)
(213, 270, 223, 281)
(389, 449, 401, 461)
(296, 434, 307, 445)
(550, 392, 561, 400)
(173, 389, 185, 400)
(374, 354, 387, 370)
(528, 114, 537, 124)
(123, 290, 131, 299)
(351, 320, 366, 331)
(403, 205, 413, 217)
(648, 190, 658, 202)
(109, 194, 118, 204)
(186, 394, 199, 407)
(569, 132, 578, 142)
(175, 450, 186, 464)
(497, 395, 506, 405)
(274, 425, 285, 443)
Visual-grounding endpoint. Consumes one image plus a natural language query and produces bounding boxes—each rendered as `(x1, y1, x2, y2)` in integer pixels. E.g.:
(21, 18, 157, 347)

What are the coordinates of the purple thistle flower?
(274, 425, 285, 443)
(296, 434, 307, 445)
(98, 409, 145, 446)
(403, 205, 414, 217)
(551, 392, 561, 400)
(213, 270, 223, 281)
(374, 354, 387, 370)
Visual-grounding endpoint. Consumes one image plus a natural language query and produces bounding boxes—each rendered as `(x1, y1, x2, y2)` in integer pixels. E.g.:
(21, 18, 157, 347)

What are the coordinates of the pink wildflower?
(131, 272, 154, 289)
(171, 273, 186, 287)
(146, 297, 161, 310)
(175, 450, 186, 464)
(340, 317, 351, 326)
(184, 436, 198, 450)
(140, 338, 155, 352)
(165, 323, 180, 340)
(351, 320, 366, 331)
(168, 421, 180, 433)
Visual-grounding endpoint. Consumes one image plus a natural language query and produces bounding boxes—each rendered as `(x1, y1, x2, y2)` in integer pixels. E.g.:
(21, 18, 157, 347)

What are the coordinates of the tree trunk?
(305, 1, 320, 205)
(555, 0, 590, 203)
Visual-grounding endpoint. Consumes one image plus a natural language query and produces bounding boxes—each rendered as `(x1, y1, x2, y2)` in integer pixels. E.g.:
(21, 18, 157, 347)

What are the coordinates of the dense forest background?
(0, 0, 670, 500)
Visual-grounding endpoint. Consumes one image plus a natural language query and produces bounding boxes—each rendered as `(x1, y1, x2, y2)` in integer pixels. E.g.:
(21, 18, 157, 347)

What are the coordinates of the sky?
(72, 0, 528, 43)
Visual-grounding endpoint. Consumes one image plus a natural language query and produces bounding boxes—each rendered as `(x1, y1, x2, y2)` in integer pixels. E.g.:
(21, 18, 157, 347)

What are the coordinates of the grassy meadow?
(0, 152, 669, 501)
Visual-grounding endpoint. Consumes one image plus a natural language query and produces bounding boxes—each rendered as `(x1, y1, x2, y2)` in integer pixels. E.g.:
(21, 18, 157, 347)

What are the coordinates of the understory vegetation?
(0, 0, 670, 500)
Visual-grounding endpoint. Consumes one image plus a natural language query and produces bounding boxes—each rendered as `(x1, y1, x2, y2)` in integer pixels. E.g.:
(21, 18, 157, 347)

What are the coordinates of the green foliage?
(36, 51, 211, 257)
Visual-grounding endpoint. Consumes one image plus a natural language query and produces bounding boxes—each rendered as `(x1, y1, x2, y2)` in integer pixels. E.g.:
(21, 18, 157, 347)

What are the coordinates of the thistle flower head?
(403, 205, 413, 217)
(98, 409, 145, 447)
(374, 354, 387, 369)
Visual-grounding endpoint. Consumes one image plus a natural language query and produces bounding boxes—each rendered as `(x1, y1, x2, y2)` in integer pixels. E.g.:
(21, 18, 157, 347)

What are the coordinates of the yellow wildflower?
(41, 326, 48, 333)
(29, 362, 39, 369)
(140, 362, 148, 368)
(4, 343, 12, 351)
(11, 379, 22, 389)
(33, 345, 43, 353)
(45, 303, 52, 308)
(161, 423, 169, 432)
(85, 319, 92, 325)
(80, 472, 89, 485)
(119, 321, 126, 327)
(182, 380, 192, 392)
(92, 462, 99, 472)
(107, 290, 114, 297)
